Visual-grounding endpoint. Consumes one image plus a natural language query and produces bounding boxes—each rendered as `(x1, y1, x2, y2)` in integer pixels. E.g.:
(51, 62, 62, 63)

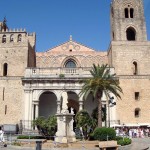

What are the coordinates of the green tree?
(79, 64, 122, 127)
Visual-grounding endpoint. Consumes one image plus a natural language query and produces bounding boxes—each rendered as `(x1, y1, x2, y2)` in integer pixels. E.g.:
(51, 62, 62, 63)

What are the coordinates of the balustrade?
(25, 67, 114, 78)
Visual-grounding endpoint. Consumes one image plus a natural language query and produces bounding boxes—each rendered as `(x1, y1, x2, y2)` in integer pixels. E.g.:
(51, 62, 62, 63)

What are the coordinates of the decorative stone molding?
(61, 41, 80, 51)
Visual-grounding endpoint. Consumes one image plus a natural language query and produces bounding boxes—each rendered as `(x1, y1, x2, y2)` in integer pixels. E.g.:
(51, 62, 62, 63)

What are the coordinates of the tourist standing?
(0, 126, 7, 147)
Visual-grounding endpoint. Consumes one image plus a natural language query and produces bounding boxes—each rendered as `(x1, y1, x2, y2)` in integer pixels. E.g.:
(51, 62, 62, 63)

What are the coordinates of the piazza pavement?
(0, 137, 150, 150)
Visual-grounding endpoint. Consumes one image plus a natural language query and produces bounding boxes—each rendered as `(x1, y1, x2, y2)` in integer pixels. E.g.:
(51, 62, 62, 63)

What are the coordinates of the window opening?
(126, 27, 136, 41)
(5, 105, 7, 115)
(18, 34, 22, 42)
(112, 32, 115, 40)
(125, 8, 129, 18)
(135, 108, 140, 118)
(130, 8, 134, 18)
(2, 35, 6, 43)
(65, 60, 76, 68)
(3, 63, 8, 76)
(10, 34, 14, 42)
(133, 61, 138, 75)
(124, 6, 134, 18)
(135, 92, 139, 100)
(3, 87, 5, 101)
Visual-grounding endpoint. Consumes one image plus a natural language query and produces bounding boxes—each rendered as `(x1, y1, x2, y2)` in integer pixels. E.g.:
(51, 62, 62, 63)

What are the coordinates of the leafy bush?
(59, 74, 65, 78)
(117, 137, 131, 146)
(115, 136, 123, 141)
(88, 133, 95, 141)
(32, 115, 57, 139)
(93, 127, 116, 141)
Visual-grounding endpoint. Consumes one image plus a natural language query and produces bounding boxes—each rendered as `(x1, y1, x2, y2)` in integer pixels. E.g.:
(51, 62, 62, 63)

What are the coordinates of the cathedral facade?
(0, 0, 150, 129)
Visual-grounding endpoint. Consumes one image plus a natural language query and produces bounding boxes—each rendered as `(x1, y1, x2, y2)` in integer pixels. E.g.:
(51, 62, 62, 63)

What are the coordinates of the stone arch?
(39, 91, 57, 118)
(67, 91, 79, 112)
(84, 92, 98, 116)
(65, 59, 76, 68)
(37, 90, 58, 101)
(61, 56, 80, 68)
(10, 34, 14, 42)
(126, 26, 136, 41)
(131, 59, 139, 75)
(18, 34, 22, 42)
(2, 35, 6, 43)
(124, 5, 134, 18)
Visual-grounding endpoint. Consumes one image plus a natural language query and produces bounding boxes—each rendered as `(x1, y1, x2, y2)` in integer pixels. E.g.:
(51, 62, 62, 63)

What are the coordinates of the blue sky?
(0, 0, 150, 52)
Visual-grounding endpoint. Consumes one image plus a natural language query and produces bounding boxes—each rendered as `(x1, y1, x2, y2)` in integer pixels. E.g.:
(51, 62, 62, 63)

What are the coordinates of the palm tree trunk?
(98, 96, 102, 128)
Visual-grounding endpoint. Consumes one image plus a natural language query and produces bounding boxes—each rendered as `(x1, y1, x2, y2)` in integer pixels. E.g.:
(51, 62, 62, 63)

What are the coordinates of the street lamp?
(109, 96, 116, 106)
(108, 96, 116, 127)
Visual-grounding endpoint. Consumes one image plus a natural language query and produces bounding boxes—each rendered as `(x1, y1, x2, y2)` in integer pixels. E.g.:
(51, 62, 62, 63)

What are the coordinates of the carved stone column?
(79, 100, 83, 111)
(79, 94, 84, 111)
(24, 89, 32, 130)
(57, 101, 61, 114)
(33, 101, 39, 119)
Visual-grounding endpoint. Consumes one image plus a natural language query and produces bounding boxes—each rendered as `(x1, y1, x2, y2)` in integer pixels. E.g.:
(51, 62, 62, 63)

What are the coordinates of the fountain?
(55, 91, 76, 144)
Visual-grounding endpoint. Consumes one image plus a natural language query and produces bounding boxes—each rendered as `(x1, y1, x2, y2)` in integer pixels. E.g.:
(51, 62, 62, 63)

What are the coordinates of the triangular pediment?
(36, 39, 108, 68)
(46, 40, 95, 53)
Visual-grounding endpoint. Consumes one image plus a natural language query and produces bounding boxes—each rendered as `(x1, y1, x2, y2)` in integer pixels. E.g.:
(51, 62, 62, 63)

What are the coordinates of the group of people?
(115, 126, 150, 138)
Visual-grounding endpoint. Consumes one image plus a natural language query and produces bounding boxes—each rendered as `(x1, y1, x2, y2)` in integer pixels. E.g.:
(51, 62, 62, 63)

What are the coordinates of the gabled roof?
(46, 39, 96, 53)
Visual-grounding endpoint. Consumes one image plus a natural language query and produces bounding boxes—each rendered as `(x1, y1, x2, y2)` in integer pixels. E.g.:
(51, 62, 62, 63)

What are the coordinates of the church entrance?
(39, 91, 57, 118)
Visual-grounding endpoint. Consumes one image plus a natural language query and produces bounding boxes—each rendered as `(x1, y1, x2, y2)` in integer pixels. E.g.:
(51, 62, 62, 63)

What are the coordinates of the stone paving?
(119, 138, 150, 150)
(0, 138, 150, 150)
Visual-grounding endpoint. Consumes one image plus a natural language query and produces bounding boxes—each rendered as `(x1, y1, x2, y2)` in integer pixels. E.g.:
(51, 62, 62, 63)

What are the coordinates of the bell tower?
(110, 0, 147, 41)
(108, 0, 150, 126)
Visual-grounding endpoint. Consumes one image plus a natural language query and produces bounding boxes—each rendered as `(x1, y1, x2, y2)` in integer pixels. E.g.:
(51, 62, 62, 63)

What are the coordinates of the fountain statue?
(55, 91, 76, 144)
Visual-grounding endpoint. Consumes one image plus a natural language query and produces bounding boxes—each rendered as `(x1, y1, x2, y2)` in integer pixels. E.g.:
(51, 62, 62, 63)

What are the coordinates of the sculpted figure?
(61, 91, 68, 112)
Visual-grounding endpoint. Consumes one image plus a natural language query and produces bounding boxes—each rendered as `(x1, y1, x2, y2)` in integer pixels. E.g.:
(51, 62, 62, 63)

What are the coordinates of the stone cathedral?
(0, 0, 150, 130)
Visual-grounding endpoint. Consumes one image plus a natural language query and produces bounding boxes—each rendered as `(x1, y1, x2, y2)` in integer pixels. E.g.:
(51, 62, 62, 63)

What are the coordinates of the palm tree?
(79, 64, 122, 128)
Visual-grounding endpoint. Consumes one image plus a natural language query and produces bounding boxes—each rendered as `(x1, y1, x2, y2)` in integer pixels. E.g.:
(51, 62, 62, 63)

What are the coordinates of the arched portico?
(39, 91, 57, 118)
(67, 91, 79, 112)
(23, 88, 84, 130)
(84, 93, 98, 116)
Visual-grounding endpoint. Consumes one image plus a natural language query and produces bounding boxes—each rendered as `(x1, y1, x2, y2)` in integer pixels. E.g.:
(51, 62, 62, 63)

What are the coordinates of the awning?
(110, 124, 122, 127)
(124, 123, 140, 127)
(111, 123, 150, 127)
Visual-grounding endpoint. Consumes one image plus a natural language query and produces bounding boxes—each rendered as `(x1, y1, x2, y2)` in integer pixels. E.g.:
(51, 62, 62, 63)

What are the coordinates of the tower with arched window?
(109, 0, 149, 75)
(108, 0, 150, 125)
(0, 18, 36, 125)
(110, 0, 147, 41)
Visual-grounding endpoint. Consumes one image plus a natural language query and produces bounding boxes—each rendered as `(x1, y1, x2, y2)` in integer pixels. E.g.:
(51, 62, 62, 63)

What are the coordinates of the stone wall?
(0, 78, 23, 124)
(110, 41, 150, 75)
(116, 78, 150, 124)
(0, 30, 36, 125)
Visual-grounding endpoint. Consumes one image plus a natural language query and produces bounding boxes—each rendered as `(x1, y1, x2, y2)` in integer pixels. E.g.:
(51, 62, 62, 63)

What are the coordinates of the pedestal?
(55, 113, 76, 143)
